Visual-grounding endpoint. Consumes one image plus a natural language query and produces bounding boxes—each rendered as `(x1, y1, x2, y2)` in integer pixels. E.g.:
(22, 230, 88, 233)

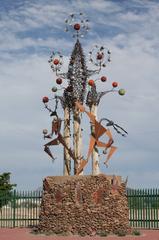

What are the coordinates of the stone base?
(38, 174, 130, 236)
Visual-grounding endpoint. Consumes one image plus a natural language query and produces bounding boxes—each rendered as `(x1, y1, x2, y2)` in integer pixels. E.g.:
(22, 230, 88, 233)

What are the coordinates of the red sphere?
(112, 82, 118, 88)
(101, 76, 107, 82)
(88, 79, 95, 86)
(56, 78, 62, 85)
(42, 96, 49, 103)
(97, 53, 103, 60)
(53, 59, 59, 65)
(74, 23, 80, 31)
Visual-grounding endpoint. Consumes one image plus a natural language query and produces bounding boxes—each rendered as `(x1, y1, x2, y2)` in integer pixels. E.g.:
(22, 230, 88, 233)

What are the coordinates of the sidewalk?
(0, 228, 159, 240)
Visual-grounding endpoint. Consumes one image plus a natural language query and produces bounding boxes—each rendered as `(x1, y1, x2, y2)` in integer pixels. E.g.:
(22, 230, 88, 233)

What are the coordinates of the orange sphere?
(88, 79, 95, 86)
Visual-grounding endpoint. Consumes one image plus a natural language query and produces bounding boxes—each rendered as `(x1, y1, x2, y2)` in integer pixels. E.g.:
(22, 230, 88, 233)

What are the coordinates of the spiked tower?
(63, 39, 88, 174)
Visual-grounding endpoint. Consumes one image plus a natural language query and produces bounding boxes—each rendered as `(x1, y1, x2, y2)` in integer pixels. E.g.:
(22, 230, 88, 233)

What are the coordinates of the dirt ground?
(0, 228, 159, 240)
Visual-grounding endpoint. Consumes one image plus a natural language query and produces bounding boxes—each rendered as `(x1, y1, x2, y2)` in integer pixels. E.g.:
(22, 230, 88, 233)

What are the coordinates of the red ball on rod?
(53, 59, 59, 65)
(112, 82, 118, 88)
(97, 53, 103, 60)
(101, 76, 107, 82)
(56, 78, 63, 85)
(74, 23, 81, 30)
(42, 96, 49, 103)
(88, 79, 95, 86)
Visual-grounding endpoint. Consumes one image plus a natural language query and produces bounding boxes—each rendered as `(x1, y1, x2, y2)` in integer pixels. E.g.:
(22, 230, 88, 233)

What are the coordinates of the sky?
(0, 0, 159, 190)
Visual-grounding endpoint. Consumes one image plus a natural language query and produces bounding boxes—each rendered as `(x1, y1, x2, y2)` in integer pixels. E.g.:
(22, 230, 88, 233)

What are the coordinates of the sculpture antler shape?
(100, 118, 128, 137)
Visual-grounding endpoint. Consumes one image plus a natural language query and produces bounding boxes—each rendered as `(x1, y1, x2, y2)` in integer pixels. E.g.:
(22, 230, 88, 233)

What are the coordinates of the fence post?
(12, 190, 16, 228)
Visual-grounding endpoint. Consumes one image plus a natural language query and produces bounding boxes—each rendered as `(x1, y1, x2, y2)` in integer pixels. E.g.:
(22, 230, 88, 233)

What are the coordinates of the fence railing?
(0, 189, 159, 228)
(127, 189, 159, 229)
(0, 190, 41, 227)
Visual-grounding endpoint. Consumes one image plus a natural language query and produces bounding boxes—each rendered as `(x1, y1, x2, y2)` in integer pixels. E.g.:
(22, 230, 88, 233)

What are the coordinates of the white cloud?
(77, 0, 121, 13)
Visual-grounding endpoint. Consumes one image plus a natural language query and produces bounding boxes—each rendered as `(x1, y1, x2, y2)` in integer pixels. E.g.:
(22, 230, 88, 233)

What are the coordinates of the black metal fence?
(0, 190, 41, 227)
(127, 189, 159, 229)
(0, 189, 159, 228)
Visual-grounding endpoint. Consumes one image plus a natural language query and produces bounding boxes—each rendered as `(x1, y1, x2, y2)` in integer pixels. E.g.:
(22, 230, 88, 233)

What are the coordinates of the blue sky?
(0, 0, 159, 190)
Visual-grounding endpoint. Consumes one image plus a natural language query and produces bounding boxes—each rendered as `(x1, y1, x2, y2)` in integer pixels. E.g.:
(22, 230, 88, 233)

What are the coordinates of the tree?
(0, 172, 16, 209)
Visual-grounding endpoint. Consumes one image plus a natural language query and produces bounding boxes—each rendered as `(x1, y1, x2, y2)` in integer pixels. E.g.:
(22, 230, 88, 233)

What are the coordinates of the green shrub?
(133, 229, 141, 236)
(99, 230, 108, 237)
(115, 229, 127, 236)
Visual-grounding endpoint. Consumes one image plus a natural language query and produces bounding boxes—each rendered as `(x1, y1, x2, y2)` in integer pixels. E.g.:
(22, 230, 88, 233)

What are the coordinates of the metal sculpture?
(75, 102, 117, 174)
(43, 118, 77, 167)
(42, 13, 127, 176)
(64, 13, 90, 38)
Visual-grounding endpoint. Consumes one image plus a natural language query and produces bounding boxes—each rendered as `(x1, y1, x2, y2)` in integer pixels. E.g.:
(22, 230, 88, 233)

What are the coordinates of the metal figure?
(43, 117, 79, 172)
(75, 102, 117, 174)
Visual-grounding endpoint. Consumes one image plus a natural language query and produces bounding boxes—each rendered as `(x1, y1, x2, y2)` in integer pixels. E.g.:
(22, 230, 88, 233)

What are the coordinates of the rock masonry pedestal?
(38, 174, 130, 236)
